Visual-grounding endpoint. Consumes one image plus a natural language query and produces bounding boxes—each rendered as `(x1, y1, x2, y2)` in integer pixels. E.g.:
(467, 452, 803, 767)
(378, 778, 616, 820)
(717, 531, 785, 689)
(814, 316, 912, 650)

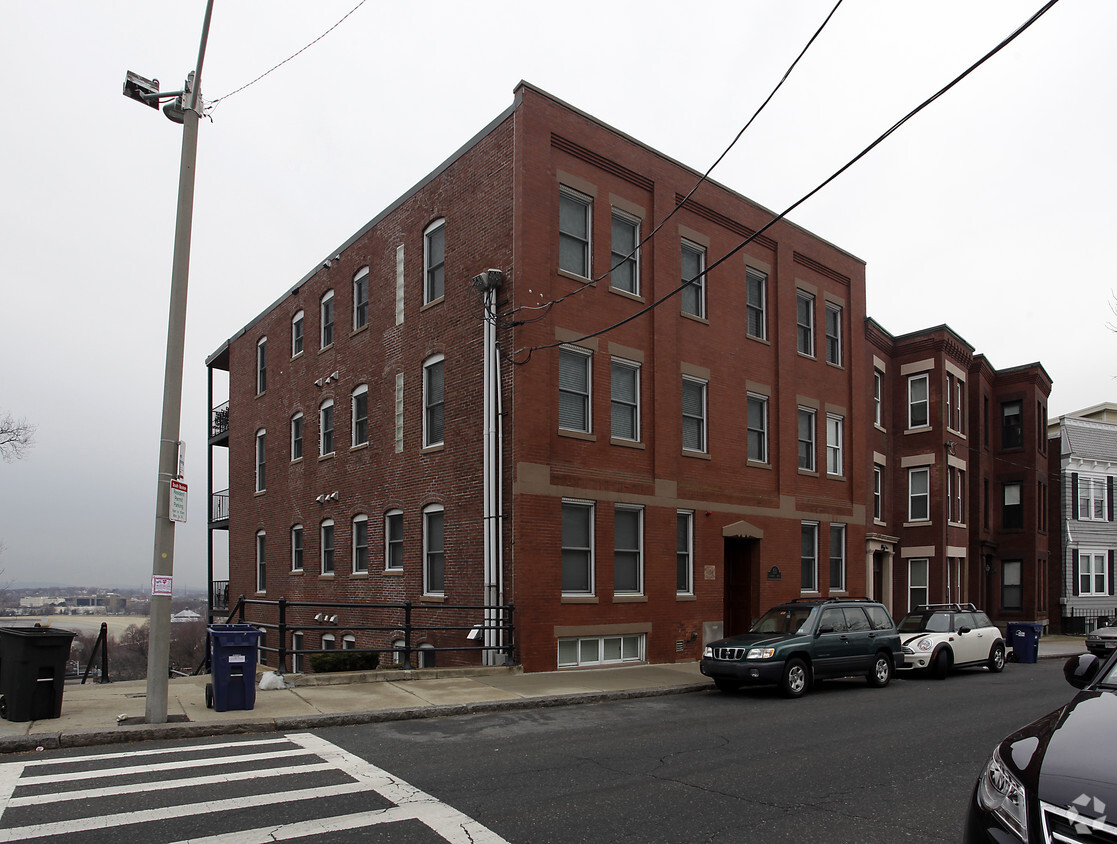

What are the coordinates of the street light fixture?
(123, 0, 214, 724)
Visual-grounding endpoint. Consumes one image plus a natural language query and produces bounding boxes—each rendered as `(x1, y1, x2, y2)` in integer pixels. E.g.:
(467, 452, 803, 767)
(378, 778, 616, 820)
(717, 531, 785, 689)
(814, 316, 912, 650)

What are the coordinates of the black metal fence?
(1061, 606, 1115, 634)
(228, 595, 516, 673)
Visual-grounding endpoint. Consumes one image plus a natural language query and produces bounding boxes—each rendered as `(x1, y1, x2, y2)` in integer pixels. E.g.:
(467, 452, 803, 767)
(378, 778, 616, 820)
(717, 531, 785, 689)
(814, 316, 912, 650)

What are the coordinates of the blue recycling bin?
(207, 624, 262, 712)
(1007, 622, 1041, 664)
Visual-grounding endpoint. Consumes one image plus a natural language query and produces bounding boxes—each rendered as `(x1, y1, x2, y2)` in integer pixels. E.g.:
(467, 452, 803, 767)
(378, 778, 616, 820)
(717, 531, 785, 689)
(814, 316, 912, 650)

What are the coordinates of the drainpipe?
(476, 270, 505, 664)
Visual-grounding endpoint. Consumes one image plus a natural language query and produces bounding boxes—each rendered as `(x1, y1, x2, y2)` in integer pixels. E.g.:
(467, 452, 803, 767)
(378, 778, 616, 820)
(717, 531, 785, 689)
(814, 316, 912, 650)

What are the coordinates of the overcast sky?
(1, 1, 1112, 591)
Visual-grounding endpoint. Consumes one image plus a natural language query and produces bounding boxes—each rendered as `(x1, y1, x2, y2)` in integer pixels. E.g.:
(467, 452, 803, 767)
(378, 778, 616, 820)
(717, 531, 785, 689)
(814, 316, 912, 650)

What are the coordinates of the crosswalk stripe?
(18, 737, 292, 767)
(15, 747, 316, 784)
(5, 761, 336, 807)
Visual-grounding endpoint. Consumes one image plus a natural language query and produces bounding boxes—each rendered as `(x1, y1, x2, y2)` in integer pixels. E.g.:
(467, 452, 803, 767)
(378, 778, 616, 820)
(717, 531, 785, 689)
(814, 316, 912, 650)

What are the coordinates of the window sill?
(874, 423, 887, 433)
(255, 489, 265, 496)
(350, 442, 369, 452)
(351, 571, 368, 578)
(798, 468, 819, 477)
(557, 269, 594, 285)
(682, 449, 711, 460)
(747, 459, 771, 470)
(608, 285, 644, 303)
(826, 473, 846, 481)
(420, 296, 445, 312)
(291, 351, 303, 361)
(290, 570, 303, 576)
(680, 311, 709, 325)
(318, 344, 334, 355)
(825, 360, 844, 371)
(350, 324, 368, 338)
(290, 457, 303, 465)
(255, 390, 266, 399)
(610, 437, 643, 449)
(561, 595, 599, 604)
(421, 594, 446, 603)
(903, 520, 933, 528)
(319, 452, 335, 462)
(797, 351, 816, 361)
(675, 593, 697, 602)
(421, 443, 445, 454)
(558, 428, 596, 442)
(319, 574, 335, 580)
(904, 425, 932, 435)
(613, 595, 647, 603)
(383, 568, 404, 576)
(746, 334, 770, 346)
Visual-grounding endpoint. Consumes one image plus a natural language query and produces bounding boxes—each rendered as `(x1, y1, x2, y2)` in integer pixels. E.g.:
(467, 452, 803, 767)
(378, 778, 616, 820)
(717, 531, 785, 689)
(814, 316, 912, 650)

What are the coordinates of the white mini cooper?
(897, 603, 1006, 679)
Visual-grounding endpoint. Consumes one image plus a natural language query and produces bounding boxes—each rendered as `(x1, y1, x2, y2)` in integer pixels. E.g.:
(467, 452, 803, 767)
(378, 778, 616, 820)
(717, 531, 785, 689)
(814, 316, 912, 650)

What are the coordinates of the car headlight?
(703, 646, 713, 658)
(976, 747, 1027, 841)
(915, 638, 932, 652)
(746, 647, 775, 659)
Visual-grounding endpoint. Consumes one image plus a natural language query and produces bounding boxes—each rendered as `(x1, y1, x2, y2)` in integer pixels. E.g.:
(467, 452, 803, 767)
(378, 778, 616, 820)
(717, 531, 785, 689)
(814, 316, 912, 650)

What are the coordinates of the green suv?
(700, 598, 904, 698)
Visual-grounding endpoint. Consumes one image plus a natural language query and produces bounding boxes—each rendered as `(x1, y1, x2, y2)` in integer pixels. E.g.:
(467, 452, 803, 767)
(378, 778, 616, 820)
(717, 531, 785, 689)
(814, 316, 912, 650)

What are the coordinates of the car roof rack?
(914, 602, 977, 612)
(789, 596, 874, 605)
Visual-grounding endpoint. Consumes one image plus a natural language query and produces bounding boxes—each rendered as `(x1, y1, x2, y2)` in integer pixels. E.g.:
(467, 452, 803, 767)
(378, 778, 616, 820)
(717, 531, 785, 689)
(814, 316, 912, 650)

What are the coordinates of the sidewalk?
(0, 635, 1089, 754)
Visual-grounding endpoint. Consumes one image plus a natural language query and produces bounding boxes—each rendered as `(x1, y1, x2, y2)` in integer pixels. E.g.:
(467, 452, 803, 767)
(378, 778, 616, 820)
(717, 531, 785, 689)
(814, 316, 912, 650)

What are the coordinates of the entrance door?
(724, 538, 758, 636)
(872, 553, 883, 603)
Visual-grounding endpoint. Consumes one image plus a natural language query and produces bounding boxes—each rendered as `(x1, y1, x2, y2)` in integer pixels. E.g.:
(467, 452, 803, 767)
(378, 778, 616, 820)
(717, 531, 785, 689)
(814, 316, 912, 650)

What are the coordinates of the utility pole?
(124, 0, 215, 723)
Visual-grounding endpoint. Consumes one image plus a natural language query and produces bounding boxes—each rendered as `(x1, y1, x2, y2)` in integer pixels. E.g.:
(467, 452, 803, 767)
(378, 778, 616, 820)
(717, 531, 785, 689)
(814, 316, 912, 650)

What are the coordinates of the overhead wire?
(206, 0, 370, 114)
(507, 0, 1062, 367)
(504, 0, 845, 329)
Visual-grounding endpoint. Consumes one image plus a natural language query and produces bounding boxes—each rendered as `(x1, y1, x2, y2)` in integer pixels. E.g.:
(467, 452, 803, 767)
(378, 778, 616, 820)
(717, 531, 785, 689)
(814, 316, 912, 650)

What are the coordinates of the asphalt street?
(0, 659, 1078, 843)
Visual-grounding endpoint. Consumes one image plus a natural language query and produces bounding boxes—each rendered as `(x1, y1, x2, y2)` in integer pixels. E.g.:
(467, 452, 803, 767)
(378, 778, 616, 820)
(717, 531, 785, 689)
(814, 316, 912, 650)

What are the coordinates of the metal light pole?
(125, 0, 215, 723)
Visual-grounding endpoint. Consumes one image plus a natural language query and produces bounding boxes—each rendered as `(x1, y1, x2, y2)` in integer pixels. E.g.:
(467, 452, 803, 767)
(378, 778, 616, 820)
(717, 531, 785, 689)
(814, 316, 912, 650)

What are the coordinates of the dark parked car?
(700, 597, 903, 698)
(964, 651, 1117, 842)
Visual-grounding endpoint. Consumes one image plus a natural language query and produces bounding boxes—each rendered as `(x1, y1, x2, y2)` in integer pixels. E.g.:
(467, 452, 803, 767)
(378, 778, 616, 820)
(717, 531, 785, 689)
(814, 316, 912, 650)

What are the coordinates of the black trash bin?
(207, 624, 262, 712)
(1006, 622, 1041, 664)
(0, 625, 76, 721)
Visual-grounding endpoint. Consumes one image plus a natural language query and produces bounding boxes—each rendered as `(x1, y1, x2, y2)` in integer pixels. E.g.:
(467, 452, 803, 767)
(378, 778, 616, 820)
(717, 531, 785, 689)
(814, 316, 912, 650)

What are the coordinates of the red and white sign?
(152, 575, 173, 597)
(169, 480, 188, 523)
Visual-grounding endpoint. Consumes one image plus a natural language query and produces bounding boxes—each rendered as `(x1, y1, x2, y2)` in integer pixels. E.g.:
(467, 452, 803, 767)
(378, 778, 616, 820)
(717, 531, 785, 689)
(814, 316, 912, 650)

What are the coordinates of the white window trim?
(825, 303, 842, 366)
(873, 465, 884, 522)
(291, 310, 304, 358)
(745, 267, 767, 340)
(681, 376, 708, 454)
(291, 524, 303, 572)
(320, 519, 335, 575)
(680, 239, 706, 319)
(610, 357, 641, 442)
(256, 337, 267, 395)
(826, 414, 843, 477)
(320, 289, 335, 349)
(909, 467, 931, 522)
(908, 374, 930, 429)
(873, 370, 884, 428)
(561, 498, 595, 596)
(290, 412, 303, 462)
(558, 345, 593, 434)
(319, 399, 335, 457)
(291, 631, 304, 674)
(423, 355, 445, 448)
(353, 266, 370, 331)
(798, 407, 816, 472)
(747, 393, 769, 464)
(613, 504, 644, 596)
(423, 503, 445, 596)
(796, 291, 815, 357)
(1079, 550, 1109, 596)
(557, 633, 645, 668)
(385, 509, 403, 571)
(909, 558, 930, 612)
(1079, 475, 1109, 521)
(609, 209, 640, 295)
(424, 219, 446, 304)
(829, 524, 846, 592)
(801, 522, 818, 593)
(351, 384, 369, 447)
(255, 429, 266, 492)
(676, 510, 694, 595)
(558, 187, 592, 278)
(352, 514, 369, 574)
(256, 530, 266, 593)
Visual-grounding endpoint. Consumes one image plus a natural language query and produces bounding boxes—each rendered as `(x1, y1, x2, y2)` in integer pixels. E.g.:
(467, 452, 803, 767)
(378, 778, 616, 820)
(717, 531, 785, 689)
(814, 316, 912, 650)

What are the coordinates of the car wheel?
(867, 652, 892, 687)
(714, 678, 739, 693)
(931, 648, 952, 680)
(988, 643, 1006, 673)
(780, 658, 809, 698)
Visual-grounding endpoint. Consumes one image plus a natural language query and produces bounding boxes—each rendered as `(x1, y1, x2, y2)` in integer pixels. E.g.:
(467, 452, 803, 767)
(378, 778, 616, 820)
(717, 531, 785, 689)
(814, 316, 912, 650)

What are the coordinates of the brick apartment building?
(206, 82, 1052, 673)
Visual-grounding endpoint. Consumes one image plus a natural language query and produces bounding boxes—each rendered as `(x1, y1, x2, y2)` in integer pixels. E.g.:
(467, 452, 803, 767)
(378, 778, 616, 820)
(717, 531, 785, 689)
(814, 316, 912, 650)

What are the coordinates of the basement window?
(557, 634, 644, 668)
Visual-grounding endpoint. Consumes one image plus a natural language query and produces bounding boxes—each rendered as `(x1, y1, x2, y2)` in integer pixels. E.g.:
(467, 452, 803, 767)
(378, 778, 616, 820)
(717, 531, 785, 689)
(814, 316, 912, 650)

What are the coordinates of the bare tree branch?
(0, 414, 36, 462)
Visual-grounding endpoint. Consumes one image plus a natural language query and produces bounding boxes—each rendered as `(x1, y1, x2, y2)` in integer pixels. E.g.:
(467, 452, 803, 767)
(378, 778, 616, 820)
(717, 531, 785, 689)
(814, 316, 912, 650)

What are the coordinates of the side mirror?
(1065, 653, 1101, 689)
(816, 624, 835, 636)
(958, 626, 972, 635)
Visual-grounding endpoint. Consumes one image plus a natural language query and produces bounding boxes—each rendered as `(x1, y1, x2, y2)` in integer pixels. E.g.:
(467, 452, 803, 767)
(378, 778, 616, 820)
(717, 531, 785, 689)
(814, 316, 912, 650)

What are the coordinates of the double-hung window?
(423, 355, 445, 447)
(1078, 552, 1108, 596)
(1002, 560, 1022, 609)
(873, 465, 884, 521)
(681, 377, 707, 453)
(1002, 401, 1023, 448)
(256, 531, 266, 592)
(423, 504, 445, 595)
(256, 337, 267, 394)
(829, 524, 846, 592)
(798, 407, 816, 471)
(909, 468, 930, 521)
(291, 310, 304, 357)
(353, 267, 369, 330)
(801, 523, 818, 592)
(424, 220, 445, 303)
(747, 393, 768, 463)
(385, 510, 403, 571)
(826, 414, 843, 476)
(908, 374, 929, 428)
(676, 511, 693, 595)
(291, 525, 303, 572)
(320, 290, 334, 348)
(319, 400, 334, 456)
(561, 500, 594, 594)
(909, 559, 929, 611)
(320, 520, 334, 575)
(559, 346, 592, 433)
(610, 358, 640, 441)
(352, 514, 369, 573)
(745, 267, 767, 340)
(1077, 475, 1109, 521)
(824, 303, 842, 365)
(255, 429, 266, 492)
(290, 413, 303, 461)
(680, 240, 706, 318)
(351, 385, 368, 447)
(1003, 482, 1023, 529)
(613, 505, 643, 595)
(559, 188, 591, 277)
(610, 211, 639, 294)
(946, 373, 965, 433)
(796, 291, 814, 356)
(873, 370, 884, 427)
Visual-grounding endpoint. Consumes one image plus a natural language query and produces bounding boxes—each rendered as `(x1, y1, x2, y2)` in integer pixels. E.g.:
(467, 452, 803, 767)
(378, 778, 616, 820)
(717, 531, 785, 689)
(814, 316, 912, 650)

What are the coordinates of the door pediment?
(722, 520, 763, 539)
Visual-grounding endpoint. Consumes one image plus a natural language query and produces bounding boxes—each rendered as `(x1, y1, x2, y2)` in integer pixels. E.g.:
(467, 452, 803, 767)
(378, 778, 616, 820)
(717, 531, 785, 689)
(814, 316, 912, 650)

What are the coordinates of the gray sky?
(1, 1, 1112, 591)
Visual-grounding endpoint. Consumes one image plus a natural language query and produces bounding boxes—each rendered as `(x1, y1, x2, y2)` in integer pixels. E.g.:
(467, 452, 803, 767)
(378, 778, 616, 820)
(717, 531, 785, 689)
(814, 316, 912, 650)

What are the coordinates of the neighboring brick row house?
(1048, 404, 1117, 633)
(206, 82, 1054, 673)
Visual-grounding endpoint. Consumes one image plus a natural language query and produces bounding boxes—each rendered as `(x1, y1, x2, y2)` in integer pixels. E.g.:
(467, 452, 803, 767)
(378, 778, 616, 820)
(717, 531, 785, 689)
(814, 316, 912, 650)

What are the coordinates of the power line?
(207, 0, 370, 112)
(506, 0, 845, 328)
(509, 0, 1062, 366)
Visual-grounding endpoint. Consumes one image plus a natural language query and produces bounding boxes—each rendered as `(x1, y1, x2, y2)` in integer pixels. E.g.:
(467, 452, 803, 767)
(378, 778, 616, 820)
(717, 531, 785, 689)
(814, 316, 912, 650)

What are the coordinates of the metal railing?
(225, 595, 515, 673)
(211, 489, 229, 522)
(211, 401, 229, 439)
(211, 580, 229, 612)
(80, 622, 110, 684)
(1061, 607, 1115, 635)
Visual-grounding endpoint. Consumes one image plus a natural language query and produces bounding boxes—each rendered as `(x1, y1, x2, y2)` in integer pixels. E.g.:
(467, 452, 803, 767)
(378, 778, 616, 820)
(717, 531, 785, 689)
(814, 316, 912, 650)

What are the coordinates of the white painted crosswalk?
(0, 733, 508, 843)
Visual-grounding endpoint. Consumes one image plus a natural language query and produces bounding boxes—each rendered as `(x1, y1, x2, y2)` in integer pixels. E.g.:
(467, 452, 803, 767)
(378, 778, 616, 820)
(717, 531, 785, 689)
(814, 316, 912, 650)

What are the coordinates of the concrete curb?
(0, 682, 711, 755)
